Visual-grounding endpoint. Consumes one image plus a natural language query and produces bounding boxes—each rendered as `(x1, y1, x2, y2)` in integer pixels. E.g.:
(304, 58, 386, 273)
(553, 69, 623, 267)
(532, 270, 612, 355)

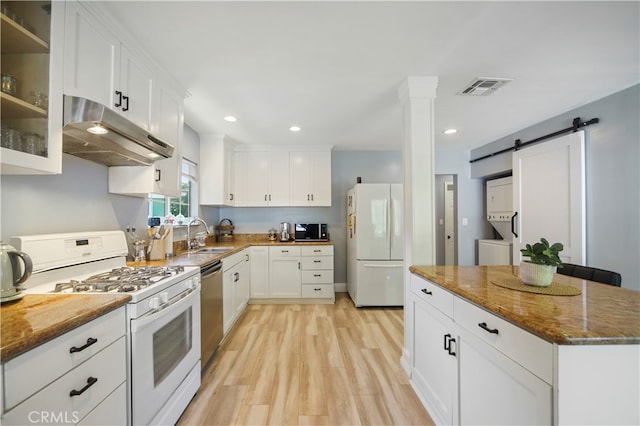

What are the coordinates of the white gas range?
(11, 231, 201, 426)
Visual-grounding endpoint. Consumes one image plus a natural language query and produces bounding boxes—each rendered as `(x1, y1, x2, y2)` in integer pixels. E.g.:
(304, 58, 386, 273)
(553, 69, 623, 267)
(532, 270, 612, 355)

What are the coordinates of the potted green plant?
(519, 238, 564, 286)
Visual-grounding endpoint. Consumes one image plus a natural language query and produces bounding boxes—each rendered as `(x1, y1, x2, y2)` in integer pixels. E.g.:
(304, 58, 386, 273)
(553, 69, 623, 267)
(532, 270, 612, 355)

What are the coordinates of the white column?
(398, 76, 438, 375)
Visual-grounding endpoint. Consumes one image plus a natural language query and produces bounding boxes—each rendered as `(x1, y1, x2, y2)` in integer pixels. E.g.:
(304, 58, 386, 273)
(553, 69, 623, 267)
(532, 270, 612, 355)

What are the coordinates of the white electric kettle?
(1, 242, 33, 303)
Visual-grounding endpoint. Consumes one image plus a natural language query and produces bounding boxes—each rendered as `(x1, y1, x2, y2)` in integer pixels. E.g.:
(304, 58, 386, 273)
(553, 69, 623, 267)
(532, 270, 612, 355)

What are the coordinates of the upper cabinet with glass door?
(1, 0, 63, 174)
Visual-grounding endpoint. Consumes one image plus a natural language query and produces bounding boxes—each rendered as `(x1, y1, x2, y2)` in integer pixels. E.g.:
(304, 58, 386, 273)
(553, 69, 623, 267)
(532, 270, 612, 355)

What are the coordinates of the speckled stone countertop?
(130, 236, 334, 268)
(409, 265, 640, 345)
(1, 294, 131, 362)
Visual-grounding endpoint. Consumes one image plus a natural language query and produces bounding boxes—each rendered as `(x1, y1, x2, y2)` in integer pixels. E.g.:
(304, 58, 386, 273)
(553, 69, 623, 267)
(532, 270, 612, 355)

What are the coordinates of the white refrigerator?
(347, 183, 403, 307)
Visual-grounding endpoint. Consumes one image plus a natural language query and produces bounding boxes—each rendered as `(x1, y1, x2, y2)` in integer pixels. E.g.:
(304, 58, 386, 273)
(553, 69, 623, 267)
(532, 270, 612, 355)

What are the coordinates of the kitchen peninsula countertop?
(410, 265, 640, 345)
(0, 294, 131, 362)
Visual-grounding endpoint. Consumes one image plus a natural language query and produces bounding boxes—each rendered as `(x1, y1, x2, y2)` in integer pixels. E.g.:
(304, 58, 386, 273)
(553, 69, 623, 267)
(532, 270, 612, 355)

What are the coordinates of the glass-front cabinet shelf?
(1, 0, 62, 174)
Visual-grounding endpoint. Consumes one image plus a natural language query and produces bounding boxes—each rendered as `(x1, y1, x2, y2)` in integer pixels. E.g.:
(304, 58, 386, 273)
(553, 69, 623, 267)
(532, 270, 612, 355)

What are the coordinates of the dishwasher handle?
(201, 261, 222, 277)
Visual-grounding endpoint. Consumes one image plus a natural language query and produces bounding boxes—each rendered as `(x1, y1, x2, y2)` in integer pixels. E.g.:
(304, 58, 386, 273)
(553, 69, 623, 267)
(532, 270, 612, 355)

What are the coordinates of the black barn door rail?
(469, 117, 599, 164)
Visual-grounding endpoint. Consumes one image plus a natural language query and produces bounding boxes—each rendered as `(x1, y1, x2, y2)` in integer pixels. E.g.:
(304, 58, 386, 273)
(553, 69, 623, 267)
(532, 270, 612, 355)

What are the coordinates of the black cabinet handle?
(122, 95, 129, 112)
(314, 260, 321, 263)
(69, 337, 98, 353)
(421, 288, 433, 295)
(314, 287, 322, 291)
(155, 169, 161, 182)
(511, 212, 518, 238)
(307, 194, 310, 201)
(69, 377, 98, 397)
(114, 91, 122, 108)
(234, 272, 239, 282)
(443, 334, 456, 356)
(314, 274, 321, 277)
(314, 249, 321, 252)
(229, 193, 234, 201)
(311, 194, 314, 201)
(298, 262, 301, 270)
(478, 322, 499, 334)
(269, 194, 271, 201)
(447, 337, 456, 356)
(281, 250, 289, 253)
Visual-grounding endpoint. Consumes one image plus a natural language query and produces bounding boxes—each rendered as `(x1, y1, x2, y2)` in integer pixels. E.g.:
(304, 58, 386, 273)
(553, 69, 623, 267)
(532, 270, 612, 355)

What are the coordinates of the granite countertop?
(0, 294, 131, 362)
(130, 237, 334, 268)
(409, 265, 640, 345)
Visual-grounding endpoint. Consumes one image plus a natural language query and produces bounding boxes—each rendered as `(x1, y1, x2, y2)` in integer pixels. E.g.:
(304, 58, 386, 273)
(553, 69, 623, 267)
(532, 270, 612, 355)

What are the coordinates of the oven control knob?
(187, 278, 197, 290)
(160, 292, 169, 305)
(149, 297, 161, 310)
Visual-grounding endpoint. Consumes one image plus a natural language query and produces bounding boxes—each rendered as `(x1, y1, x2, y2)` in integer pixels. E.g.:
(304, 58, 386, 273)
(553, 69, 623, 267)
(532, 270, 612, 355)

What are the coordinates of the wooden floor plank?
(177, 292, 434, 426)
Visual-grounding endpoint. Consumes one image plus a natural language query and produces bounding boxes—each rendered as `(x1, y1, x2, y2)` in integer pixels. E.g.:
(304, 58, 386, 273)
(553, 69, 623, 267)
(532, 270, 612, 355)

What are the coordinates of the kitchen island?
(406, 265, 639, 426)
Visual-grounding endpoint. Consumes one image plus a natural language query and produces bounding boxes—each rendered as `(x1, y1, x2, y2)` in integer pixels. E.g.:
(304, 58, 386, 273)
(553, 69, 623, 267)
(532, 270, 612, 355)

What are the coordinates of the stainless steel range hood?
(62, 95, 174, 166)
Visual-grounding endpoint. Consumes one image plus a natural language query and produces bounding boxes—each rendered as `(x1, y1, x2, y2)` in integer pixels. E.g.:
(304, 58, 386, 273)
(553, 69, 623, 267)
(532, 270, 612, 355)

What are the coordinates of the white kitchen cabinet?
(458, 330, 552, 425)
(409, 274, 552, 426)
(64, 1, 153, 130)
(222, 249, 249, 335)
(249, 246, 269, 298)
(233, 150, 290, 206)
(410, 275, 457, 425)
(290, 150, 332, 206)
(1, 307, 127, 425)
(300, 245, 334, 300)
(107, 81, 184, 197)
(268, 246, 301, 298)
(200, 135, 235, 206)
(1, 0, 64, 175)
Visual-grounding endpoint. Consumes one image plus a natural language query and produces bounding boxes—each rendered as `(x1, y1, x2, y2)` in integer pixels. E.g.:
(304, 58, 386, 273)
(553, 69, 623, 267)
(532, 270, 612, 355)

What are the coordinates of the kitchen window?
(148, 159, 198, 220)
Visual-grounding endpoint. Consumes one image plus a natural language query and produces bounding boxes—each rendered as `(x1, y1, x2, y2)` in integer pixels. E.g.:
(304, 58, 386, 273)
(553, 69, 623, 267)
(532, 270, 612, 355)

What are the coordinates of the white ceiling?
(102, 1, 639, 152)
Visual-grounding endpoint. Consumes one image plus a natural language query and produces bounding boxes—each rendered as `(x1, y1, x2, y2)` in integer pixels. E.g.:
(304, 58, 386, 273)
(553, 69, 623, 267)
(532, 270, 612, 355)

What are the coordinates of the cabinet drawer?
(269, 246, 301, 257)
(301, 246, 334, 256)
(3, 307, 126, 410)
(301, 270, 334, 284)
(77, 382, 127, 426)
(410, 274, 454, 318)
(453, 297, 553, 383)
(2, 337, 126, 425)
(300, 257, 333, 270)
(301, 284, 334, 298)
(223, 250, 245, 271)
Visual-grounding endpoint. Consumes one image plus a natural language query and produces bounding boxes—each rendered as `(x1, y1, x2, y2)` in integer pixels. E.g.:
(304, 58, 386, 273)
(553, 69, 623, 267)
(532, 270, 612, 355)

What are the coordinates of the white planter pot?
(519, 262, 557, 287)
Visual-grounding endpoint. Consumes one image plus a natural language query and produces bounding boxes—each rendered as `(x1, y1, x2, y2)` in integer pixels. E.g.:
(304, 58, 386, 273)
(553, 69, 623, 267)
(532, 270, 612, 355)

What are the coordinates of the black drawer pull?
(314, 288, 322, 291)
(281, 250, 289, 253)
(70, 337, 98, 353)
(114, 91, 122, 108)
(70, 377, 98, 397)
(478, 322, 499, 334)
(314, 274, 322, 277)
(122, 95, 129, 111)
(314, 249, 321, 252)
(314, 260, 322, 263)
(421, 288, 432, 295)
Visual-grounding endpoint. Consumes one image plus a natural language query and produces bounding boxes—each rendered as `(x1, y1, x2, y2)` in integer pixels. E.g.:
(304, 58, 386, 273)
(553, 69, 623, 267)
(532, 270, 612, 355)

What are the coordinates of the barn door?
(512, 131, 585, 264)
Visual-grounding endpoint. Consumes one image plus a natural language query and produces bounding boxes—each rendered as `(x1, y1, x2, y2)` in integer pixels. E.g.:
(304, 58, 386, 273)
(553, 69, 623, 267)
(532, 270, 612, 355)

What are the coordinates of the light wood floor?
(177, 292, 434, 426)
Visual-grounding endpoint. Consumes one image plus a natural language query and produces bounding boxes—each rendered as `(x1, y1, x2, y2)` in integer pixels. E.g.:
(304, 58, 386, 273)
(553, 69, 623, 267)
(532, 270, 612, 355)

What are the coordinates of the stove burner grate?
(53, 265, 186, 293)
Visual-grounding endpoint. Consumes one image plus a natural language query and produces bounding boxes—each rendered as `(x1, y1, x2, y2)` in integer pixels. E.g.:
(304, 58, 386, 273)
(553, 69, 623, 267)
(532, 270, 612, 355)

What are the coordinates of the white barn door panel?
(512, 131, 585, 264)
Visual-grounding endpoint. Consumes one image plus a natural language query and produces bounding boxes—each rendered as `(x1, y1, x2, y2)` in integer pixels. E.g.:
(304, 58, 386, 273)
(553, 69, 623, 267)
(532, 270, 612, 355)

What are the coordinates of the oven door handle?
(131, 286, 200, 333)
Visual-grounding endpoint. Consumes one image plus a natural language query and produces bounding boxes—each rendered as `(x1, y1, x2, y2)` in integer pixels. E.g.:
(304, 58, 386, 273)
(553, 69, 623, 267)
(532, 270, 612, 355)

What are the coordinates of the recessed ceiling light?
(289, 126, 301, 132)
(224, 116, 237, 122)
(443, 128, 457, 135)
(87, 124, 108, 135)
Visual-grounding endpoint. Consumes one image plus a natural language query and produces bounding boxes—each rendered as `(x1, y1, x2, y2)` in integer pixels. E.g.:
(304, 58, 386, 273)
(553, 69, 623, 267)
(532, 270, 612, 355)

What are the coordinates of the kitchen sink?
(193, 247, 234, 254)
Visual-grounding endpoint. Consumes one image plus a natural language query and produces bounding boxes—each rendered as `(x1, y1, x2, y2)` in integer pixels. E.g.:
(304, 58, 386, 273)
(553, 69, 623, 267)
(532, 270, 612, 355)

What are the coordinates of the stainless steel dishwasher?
(200, 260, 223, 371)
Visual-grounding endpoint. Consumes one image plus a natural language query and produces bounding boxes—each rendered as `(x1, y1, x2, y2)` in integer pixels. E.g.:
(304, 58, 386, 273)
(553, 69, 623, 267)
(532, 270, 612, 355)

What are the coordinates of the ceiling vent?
(458, 78, 512, 96)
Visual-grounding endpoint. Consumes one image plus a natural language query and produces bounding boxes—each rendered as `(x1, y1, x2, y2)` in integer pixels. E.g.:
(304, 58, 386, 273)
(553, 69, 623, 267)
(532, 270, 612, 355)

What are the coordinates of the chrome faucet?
(187, 217, 211, 250)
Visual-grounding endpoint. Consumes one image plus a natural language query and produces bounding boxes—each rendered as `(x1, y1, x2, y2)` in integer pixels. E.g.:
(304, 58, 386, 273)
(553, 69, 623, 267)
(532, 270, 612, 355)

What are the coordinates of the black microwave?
(295, 223, 328, 241)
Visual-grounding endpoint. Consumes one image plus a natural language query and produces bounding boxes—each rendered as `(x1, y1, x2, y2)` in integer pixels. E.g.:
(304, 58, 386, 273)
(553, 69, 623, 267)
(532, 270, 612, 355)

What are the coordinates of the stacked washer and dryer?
(478, 176, 514, 265)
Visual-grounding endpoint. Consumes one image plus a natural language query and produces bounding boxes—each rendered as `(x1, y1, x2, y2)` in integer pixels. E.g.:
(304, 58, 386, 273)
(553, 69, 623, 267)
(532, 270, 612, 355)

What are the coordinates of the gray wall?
(0, 124, 219, 244)
(470, 84, 640, 290)
(219, 151, 403, 284)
